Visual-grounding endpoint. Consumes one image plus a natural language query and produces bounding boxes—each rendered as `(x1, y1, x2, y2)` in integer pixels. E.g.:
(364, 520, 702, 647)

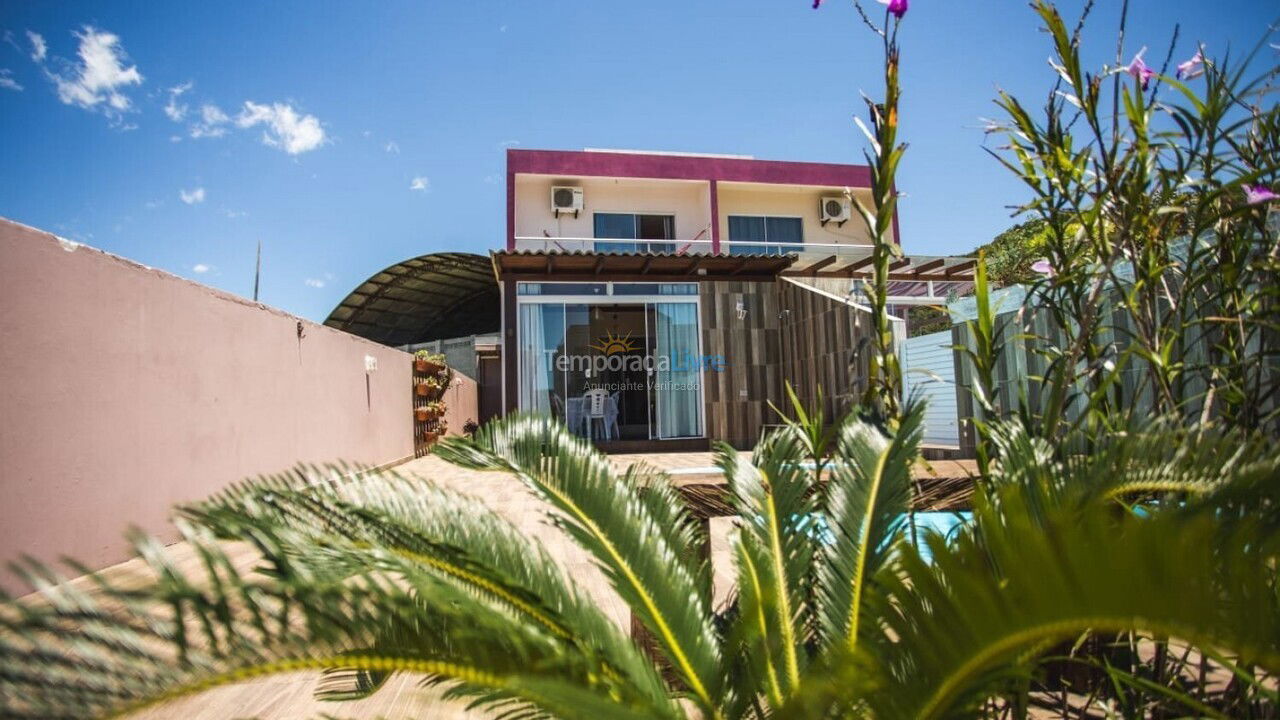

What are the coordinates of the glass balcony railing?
(511, 236, 874, 260)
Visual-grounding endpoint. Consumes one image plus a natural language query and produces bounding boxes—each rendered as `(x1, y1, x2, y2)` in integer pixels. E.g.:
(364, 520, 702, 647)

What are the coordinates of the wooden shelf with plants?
(412, 350, 452, 457)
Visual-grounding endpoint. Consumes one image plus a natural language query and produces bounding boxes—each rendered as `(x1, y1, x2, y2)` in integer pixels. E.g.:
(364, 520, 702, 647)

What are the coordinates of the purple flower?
(1244, 185, 1278, 205)
(1031, 259, 1055, 277)
(812, 0, 822, 8)
(1176, 49, 1204, 80)
(1126, 50, 1154, 89)
(877, 0, 908, 19)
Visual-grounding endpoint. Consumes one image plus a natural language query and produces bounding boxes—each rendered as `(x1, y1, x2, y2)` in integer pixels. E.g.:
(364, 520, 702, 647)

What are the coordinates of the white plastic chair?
(582, 388, 612, 440)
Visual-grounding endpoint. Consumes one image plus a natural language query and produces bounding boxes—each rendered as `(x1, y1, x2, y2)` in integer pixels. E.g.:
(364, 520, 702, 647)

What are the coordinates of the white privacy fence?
(901, 329, 960, 447)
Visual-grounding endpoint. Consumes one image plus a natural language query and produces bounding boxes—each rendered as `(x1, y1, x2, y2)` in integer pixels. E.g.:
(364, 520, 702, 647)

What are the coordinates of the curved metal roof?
(323, 252, 499, 347)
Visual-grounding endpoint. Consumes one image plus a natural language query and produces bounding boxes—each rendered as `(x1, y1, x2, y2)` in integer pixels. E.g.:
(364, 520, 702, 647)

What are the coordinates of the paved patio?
(47, 450, 975, 719)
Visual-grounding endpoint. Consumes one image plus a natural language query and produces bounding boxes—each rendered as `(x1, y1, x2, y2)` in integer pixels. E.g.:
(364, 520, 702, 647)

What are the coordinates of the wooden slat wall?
(777, 280, 873, 426)
(700, 281, 784, 449)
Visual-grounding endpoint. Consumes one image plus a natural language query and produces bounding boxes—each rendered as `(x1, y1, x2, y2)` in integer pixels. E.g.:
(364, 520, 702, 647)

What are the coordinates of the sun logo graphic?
(589, 331, 638, 356)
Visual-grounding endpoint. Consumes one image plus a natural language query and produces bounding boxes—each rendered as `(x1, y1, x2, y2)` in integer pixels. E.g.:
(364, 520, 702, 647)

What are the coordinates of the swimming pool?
(784, 510, 973, 561)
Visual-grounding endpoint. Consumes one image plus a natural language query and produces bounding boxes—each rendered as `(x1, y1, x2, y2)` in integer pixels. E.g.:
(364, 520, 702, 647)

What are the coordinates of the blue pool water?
(784, 511, 973, 562)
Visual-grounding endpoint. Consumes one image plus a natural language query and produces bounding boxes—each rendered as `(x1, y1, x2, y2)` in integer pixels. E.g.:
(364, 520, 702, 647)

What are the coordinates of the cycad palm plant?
(3, 404, 1278, 718)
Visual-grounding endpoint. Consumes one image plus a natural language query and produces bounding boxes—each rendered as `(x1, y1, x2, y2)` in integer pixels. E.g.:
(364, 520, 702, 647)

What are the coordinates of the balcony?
(514, 235, 860, 258)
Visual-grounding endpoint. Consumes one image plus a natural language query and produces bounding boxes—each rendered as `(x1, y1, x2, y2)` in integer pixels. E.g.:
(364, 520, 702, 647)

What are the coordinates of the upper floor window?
(593, 213, 676, 254)
(727, 216, 803, 256)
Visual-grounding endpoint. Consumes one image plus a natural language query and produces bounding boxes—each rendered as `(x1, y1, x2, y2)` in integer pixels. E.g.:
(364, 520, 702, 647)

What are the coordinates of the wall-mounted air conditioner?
(551, 186, 583, 217)
(820, 196, 851, 226)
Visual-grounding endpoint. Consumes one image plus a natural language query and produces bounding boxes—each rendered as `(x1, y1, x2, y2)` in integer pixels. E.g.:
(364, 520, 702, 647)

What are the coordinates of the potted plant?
(415, 401, 445, 421)
(462, 419, 479, 437)
(413, 350, 446, 376)
(415, 376, 444, 398)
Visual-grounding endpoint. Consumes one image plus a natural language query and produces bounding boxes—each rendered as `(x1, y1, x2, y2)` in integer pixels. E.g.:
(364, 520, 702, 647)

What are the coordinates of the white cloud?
(163, 81, 191, 121)
(384, 141, 400, 154)
(192, 263, 210, 274)
(0, 69, 21, 91)
(190, 103, 229, 138)
(304, 277, 326, 288)
(50, 27, 143, 121)
(27, 30, 46, 63)
(223, 208, 247, 219)
(144, 199, 162, 209)
(483, 174, 499, 184)
(498, 139, 520, 148)
(499, 24, 508, 32)
(179, 187, 205, 205)
(409, 176, 430, 192)
(235, 101, 326, 154)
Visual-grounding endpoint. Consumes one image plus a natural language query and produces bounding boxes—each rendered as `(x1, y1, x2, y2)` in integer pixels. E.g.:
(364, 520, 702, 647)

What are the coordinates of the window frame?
(592, 211, 678, 254)
(725, 214, 805, 256)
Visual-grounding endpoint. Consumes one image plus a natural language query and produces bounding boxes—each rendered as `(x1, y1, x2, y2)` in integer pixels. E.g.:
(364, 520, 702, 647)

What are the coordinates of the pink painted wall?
(0, 218, 415, 589)
(513, 175, 713, 246)
(441, 369, 479, 436)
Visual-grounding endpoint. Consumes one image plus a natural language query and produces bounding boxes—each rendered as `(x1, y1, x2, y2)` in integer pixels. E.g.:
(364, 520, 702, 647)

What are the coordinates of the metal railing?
(511, 236, 876, 259)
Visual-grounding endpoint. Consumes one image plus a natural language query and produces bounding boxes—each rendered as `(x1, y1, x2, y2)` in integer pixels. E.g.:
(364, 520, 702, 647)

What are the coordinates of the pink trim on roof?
(509, 149, 873, 188)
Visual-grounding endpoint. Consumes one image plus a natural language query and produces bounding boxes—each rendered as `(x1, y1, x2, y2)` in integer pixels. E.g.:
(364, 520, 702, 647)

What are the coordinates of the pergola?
(782, 250, 977, 306)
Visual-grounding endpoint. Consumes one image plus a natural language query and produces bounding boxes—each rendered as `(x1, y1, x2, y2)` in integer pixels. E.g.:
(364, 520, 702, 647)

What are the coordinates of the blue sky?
(0, 1, 1274, 322)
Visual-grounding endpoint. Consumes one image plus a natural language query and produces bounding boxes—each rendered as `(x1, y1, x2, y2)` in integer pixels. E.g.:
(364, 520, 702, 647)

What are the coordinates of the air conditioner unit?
(820, 196, 851, 226)
(551, 186, 583, 217)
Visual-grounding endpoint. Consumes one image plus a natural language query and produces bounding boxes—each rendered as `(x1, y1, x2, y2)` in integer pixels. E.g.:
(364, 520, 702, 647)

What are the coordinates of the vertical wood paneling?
(700, 281, 784, 448)
(777, 280, 874, 426)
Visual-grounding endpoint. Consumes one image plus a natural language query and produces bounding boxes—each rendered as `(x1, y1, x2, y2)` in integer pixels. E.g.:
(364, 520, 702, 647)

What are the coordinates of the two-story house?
(327, 148, 974, 451)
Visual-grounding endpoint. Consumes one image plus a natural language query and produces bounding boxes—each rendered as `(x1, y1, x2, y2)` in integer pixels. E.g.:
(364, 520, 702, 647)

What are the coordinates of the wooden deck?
(27, 451, 978, 719)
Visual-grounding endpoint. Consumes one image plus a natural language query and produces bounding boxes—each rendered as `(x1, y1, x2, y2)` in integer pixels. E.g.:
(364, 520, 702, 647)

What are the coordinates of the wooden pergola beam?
(799, 255, 838, 275)
(835, 256, 875, 275)
(912, 258, 945, 275)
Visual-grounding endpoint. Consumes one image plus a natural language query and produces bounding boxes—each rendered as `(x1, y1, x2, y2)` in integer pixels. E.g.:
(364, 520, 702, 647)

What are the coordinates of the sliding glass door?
(593, 213, 676, 254)
(516, 283, 703, 441)
(727, 215, 803, 255)
(517, 303, 565, 414)
(652, 302, 702, 438)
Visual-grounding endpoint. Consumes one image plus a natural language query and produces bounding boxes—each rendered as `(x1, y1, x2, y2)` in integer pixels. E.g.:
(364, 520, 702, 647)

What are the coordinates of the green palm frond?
(0, 524, 627, 720)
(185, 465, 677, 714)
(6, 407, 1279, 720)
(818, 400, 924, 652)
(861, 477, 1280, 720)
(718, 427, 820, 703)
(436, 414, 723, 716)
(985, 415, 1280, 518)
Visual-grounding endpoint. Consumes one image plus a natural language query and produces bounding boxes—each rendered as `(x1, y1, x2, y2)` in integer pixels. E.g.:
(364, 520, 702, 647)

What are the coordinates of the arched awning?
(323, 252, 499, 347)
